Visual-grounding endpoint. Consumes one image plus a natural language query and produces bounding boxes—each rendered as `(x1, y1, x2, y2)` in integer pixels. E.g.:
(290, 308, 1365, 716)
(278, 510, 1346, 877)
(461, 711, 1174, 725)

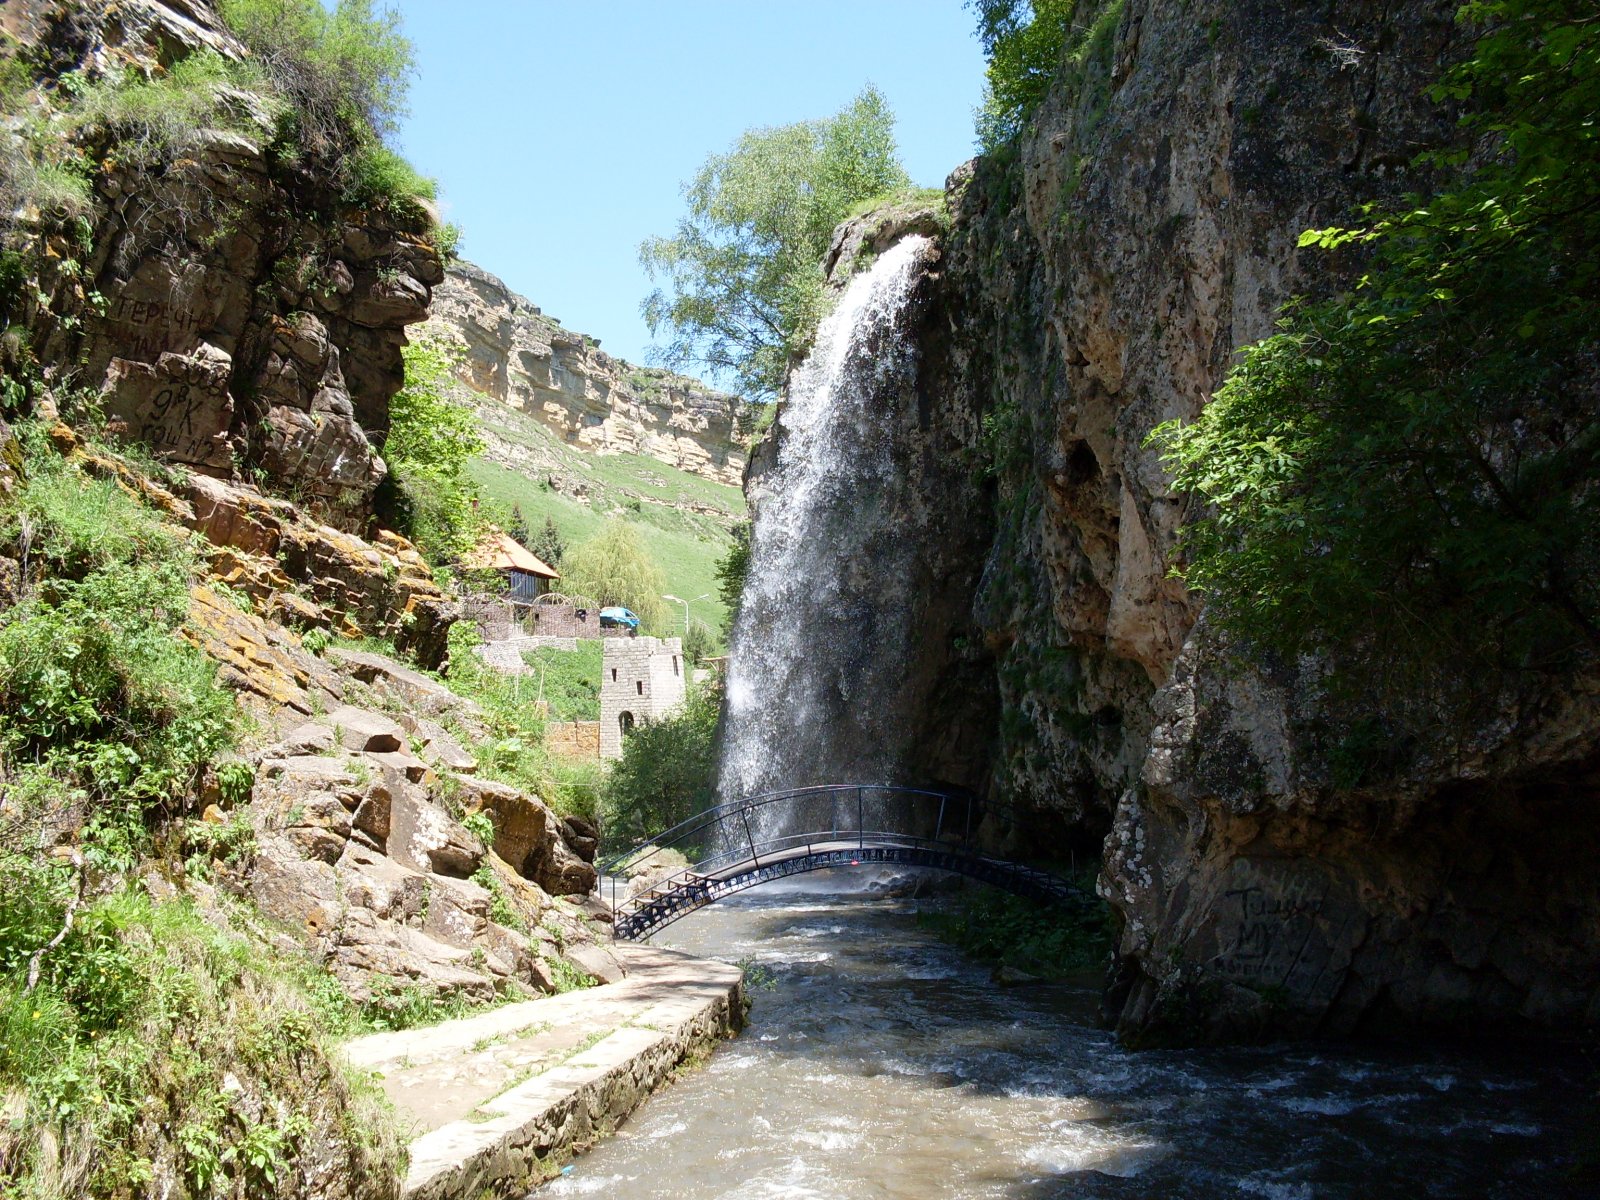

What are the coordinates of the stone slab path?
(343, 944, 744, 1200)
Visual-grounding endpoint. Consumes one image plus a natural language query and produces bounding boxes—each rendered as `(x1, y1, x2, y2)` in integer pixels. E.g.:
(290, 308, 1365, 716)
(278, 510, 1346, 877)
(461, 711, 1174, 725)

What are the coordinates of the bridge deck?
(599, 785, 1097, 941)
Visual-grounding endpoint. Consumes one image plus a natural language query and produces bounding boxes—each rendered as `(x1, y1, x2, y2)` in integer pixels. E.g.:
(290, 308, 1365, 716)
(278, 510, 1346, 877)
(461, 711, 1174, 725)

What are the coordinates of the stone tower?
(600, 636, 688, 760)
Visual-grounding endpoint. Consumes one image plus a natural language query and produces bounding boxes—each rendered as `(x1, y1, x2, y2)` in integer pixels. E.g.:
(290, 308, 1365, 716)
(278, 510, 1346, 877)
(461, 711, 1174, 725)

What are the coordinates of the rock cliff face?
(884, 0, 1600, 1041)
(424, 261, 749, 486)
(12, 0, 440, 530)
(3, 0, 622, 1021)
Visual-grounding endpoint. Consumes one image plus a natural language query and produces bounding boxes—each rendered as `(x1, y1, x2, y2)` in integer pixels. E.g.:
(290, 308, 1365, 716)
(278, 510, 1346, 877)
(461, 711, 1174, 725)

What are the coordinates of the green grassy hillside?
(449, 361, 746, 644)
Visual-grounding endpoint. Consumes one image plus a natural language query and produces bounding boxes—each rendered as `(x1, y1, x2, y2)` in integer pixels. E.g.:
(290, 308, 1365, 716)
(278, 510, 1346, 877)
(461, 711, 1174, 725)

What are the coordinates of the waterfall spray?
(718, 235, 933, 821)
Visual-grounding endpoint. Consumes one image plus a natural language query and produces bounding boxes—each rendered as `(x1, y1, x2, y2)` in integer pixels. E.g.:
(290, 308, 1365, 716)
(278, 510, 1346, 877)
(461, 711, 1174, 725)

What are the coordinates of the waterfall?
(718, 235, 933, 817)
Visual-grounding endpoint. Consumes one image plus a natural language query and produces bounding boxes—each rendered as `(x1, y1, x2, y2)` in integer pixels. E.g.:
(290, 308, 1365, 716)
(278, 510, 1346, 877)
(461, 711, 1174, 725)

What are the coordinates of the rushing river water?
(539, 876, 1593, 1199)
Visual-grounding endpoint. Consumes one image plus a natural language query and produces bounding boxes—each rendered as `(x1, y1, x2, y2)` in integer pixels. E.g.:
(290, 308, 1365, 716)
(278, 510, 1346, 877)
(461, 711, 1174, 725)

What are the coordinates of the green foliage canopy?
(970, 0, 1074, 144)
(559, 520, 669, 629)
(218, 0, 414, 148)
(1149, 0, 1600, 695)
(713, 519, 751, 640)
(602, 682, 722, 845)
(639, 86, 910, 399)
(379, 335, 486, 564)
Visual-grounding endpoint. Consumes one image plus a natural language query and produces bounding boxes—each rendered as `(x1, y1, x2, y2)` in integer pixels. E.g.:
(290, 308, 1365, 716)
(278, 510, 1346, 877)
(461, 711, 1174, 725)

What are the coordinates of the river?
(539, 875, 1593, 1199)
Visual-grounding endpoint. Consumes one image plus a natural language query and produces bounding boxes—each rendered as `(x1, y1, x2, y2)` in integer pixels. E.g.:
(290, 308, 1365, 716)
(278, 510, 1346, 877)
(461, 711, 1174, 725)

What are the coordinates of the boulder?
(564, 942, 627, 986)
(101, 344, 235, 473)
(326, 705, 405, 753)
(388, 791, 485, 879)
(450, 775, 546, 876)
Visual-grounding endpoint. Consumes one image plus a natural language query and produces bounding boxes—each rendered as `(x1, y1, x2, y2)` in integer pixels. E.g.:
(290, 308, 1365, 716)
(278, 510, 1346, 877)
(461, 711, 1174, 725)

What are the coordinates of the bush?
(970, 0, 1124, 150)
(378, 335, 486, 564)
(342, 141, 437, 220)
(438, 623, 596, 819)
(917, 879, 1113, 977)
(217, 0, 414, 151)
(603, 681, 721, 844)
(0, 883, 402, 1197)
(70, 54, 265, 168)
(1148, 0, 1600, 710)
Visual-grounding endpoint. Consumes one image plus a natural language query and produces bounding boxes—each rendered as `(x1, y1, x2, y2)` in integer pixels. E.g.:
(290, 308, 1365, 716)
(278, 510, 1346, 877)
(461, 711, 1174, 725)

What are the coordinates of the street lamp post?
(661, 593, 710, 638)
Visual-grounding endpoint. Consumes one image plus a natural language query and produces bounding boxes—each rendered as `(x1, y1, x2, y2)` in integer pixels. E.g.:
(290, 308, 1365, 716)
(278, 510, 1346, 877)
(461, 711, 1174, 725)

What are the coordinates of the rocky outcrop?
(423, 261, 749, 486)
(881, 0, 1600, 1041)
(185, 610, 612, 1008)
(14, 0, 441, 530)
(57, 425, 457, 669)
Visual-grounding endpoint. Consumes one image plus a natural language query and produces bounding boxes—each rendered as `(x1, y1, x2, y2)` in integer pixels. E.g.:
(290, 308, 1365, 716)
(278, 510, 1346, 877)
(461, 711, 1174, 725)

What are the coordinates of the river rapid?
(540, 875, 1592, 1199)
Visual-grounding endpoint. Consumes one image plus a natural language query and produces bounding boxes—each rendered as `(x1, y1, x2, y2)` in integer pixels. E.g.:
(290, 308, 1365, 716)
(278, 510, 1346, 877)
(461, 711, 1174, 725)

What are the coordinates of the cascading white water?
(718, 235, 933, 815)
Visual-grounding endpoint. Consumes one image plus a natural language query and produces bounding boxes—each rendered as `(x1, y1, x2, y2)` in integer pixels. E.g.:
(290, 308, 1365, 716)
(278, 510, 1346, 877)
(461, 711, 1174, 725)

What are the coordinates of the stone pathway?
(343, 943, 744, 1200)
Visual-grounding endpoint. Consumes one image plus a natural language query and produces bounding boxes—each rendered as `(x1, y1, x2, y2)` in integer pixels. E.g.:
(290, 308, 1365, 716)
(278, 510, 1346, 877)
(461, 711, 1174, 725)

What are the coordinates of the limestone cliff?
(6, 0, 440, 531)
(886, 0, 1599, 1042)
(423, 261, 750, 487)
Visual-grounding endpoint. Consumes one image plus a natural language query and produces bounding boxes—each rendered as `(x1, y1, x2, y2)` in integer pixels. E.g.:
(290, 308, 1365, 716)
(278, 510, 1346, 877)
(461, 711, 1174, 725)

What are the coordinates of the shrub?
(1148, 0, 1600, 713)
(0, 446, 236, 806)
(460, 809, 495, 846)
(342, 141, 437, 220)
(917, 879, 1114, 977)
(0, 885, 403, 1196)
(378, 335, 486, 564)
(70, 53, 266, 168)
(970, 0, 1124, 150)
(438, 623, 594, 819)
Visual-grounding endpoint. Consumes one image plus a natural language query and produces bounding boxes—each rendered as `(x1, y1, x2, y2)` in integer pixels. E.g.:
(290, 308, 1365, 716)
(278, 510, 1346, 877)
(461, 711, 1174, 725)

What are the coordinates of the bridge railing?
(596, 784, 1055, 918)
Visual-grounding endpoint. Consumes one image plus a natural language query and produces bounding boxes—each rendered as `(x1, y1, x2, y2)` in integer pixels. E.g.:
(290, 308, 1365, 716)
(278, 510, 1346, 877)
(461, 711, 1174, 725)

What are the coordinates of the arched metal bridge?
(598, 785, 1098, 941)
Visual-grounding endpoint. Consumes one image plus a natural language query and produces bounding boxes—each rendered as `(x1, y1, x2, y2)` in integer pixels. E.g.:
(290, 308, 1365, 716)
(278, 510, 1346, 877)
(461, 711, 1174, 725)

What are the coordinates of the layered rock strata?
(13, 0, 441, 529)
(423, 261, 748, 486)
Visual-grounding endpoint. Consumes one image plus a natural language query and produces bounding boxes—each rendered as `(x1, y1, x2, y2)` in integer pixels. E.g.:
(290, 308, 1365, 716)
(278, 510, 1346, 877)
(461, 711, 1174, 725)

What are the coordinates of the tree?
(508, 504, 531, 547)
(639, 86, 910, 399)
(378, 335, 485, 564)
(602, 681, 721, 843)
(682, 618, 715, 667)
(1149, 0, 1600, 702)
(969, 0, 1076, 146)
(713, 519, 751, 640)
(531, 516, 566, 570)
(559, 520, 668, 628)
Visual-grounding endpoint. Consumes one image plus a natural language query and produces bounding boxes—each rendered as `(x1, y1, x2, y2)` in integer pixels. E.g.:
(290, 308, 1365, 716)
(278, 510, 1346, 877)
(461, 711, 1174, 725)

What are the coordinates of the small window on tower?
(636, 680, 644, 695)
(611, 668, 618, 682)
(673, 656, 679, 675)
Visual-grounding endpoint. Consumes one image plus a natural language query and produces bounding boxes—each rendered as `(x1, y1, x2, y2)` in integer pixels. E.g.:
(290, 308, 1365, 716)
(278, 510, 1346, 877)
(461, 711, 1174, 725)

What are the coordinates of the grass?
(522, 642, 602, 720)
(0, 888, 403, 1197)
(916, 874, 1115, 980)
(467, 457, 732, 640)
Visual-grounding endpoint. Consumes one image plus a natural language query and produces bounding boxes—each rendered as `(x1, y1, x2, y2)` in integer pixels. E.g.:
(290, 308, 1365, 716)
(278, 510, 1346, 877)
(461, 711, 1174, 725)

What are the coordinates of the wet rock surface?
(889, 0, 1600, 1041)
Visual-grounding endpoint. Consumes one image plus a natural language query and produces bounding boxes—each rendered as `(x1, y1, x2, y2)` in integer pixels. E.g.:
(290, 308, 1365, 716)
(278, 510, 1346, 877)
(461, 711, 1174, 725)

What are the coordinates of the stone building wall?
(546, 721, 601, 761)
(600, 636, 686, 760)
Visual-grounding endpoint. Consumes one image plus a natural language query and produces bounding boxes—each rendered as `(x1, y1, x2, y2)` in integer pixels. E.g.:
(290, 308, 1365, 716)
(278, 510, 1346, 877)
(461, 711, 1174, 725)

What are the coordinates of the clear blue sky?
(391, 1, 987, 377)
